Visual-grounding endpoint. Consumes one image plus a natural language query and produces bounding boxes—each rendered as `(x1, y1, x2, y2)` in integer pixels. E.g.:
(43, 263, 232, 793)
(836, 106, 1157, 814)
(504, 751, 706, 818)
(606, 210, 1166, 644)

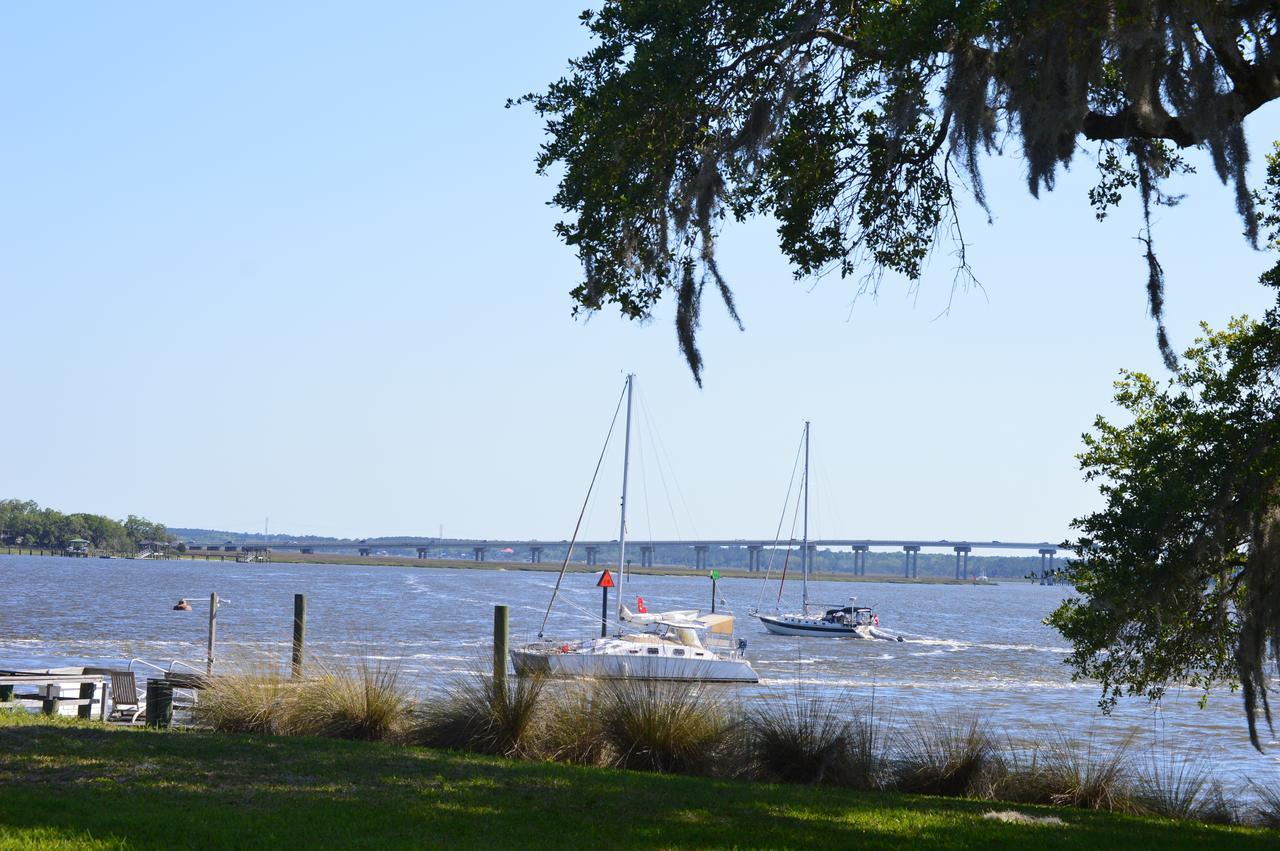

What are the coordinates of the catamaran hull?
(757, 615, 902, 641)
(509, 648, 758, 683)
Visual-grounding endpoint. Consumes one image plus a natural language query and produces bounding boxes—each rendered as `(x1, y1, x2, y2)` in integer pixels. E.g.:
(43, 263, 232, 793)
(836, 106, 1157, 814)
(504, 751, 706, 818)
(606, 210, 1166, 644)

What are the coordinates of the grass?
(0, 713, 1271, 850)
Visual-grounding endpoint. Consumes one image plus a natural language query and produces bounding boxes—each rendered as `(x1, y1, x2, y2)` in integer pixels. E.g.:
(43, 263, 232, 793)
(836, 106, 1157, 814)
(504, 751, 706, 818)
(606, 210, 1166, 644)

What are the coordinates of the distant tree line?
(0, 499, 173, 553)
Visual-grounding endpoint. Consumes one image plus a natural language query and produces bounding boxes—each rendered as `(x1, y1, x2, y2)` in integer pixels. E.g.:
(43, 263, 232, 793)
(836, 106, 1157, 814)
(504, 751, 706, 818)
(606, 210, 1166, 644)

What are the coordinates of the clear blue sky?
(3, 2, 1278, 545)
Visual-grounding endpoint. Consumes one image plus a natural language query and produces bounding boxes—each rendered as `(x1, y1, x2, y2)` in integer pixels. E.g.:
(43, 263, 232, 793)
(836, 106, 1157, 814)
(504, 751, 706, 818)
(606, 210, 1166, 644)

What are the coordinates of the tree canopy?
(1047, 140, 1280, 749)
(0, 498, 171, 553)
(521, 1, 1280, 381)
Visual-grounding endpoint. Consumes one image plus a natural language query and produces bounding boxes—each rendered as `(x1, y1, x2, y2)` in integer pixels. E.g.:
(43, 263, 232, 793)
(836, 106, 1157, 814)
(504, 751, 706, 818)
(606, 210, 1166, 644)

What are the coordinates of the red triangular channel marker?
(597, 569, 615, 588)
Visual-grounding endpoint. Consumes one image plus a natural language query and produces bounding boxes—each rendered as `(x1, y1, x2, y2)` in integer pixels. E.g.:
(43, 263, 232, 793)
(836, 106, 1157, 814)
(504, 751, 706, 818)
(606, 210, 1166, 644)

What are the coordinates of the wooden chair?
(107, 671, 144, 724)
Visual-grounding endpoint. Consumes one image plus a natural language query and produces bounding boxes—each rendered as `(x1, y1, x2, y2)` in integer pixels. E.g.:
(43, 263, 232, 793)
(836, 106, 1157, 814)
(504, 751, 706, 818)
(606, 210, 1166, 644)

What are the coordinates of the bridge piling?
(903, 545, 920, 578)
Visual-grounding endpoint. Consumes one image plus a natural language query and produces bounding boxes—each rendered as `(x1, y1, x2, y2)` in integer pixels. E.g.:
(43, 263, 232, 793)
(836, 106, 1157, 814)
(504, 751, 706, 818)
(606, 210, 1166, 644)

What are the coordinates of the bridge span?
(205, 537, 1065, 580)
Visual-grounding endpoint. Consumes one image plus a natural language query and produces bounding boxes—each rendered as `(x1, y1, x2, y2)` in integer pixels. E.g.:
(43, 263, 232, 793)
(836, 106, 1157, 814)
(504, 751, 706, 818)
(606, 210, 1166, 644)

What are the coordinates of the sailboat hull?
(510, 643, 758, 683)
(757, 614, 900, 640)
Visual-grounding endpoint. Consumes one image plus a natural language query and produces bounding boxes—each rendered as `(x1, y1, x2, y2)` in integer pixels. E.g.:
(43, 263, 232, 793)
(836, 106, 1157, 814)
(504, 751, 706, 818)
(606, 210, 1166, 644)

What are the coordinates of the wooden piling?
(207, 592, 219, 676)
(493, 604, 508, 691)
(291, 594, 306, 679)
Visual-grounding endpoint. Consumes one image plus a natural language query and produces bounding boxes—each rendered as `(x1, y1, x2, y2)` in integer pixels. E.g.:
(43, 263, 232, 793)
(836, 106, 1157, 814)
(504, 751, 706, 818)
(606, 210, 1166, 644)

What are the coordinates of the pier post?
(417, 547, 429, 559)
(493, 604, 509, 691)
(953, 546, 972, 580)
(585, 546, 598, 566)
(207, 592, 219, 676)
(291, 594, 306, 679)
(695, 545, 709, 570)
(747, 545, 763, 572)
(530, 546, 543, 564)
(640, 545, 653, 568)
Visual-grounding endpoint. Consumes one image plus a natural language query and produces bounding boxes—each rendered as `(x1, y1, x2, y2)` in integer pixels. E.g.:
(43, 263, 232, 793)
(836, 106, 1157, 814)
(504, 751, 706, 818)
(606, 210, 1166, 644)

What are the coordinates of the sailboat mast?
(615, 374, 635, 632)
(802, 420, 810, 613)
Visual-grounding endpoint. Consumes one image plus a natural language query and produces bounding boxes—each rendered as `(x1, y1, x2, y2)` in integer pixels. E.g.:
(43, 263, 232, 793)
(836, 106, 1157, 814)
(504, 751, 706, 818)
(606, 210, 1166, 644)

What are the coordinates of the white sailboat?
(510, 375, 758, 683)
(754, 422, 902, 641)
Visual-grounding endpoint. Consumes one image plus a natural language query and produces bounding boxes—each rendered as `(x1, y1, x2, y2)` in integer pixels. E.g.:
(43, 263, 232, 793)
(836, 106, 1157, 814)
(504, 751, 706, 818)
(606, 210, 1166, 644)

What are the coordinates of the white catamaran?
(753, 421, 903, 641)
(510, 374, 758, 683)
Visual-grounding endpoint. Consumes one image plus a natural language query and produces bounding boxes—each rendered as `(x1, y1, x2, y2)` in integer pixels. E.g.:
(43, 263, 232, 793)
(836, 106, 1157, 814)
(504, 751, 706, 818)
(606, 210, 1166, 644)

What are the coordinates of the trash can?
(145, 679, 173, 729)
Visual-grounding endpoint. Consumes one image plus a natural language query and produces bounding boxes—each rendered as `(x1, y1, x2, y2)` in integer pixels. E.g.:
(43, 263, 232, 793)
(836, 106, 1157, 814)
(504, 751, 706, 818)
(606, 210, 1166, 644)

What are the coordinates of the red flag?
(873, 614, 879, 626)
(636, 596, 647, 614)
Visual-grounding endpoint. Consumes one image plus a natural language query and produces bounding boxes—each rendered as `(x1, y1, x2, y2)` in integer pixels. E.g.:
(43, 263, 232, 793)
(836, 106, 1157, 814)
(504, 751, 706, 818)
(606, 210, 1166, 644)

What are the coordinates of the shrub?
(595, 679, 730, 775)
(742, 691, 887, 788)
(292, 659, 412, 742)
(894, 714, 993, 797)
(416, 673, 546, 758)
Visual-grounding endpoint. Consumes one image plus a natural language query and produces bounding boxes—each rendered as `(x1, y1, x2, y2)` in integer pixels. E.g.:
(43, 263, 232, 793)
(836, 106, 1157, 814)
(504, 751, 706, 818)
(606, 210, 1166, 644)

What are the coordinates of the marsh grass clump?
(1034, 734, 1139, 813)
(291, 659, 412, 742)
(416, 673, 546, 758)
(1249, 780, 1280, 828)
(742, 692, 888, 788)
(595, 679, 731, 775)
(894, 714, 994, 797)
(974, 743, 1062, 805)
(1132, 753, 1226, 822)
(537, 683, 609, 766)
(191, 664, 296, 735)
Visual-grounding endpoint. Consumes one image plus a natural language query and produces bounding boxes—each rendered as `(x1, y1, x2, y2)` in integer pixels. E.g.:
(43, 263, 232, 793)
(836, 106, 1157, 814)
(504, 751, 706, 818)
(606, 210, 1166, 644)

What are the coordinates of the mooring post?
(207, 592, 219, 677)
(291, 593, 306, 679)
(710, 570, 720, 613)
(493, 604, 509, 691)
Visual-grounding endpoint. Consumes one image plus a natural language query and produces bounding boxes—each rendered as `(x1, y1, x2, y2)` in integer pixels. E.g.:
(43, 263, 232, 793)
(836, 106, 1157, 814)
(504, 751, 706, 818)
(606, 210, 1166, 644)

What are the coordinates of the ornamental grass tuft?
(594, 679, 731, 775)
(415, 672, 546, 758)
(894, 713, 994, 797)
(741, 690, 888, 788)
(291, 659, 413, 742)
(191, 664, 296, 736)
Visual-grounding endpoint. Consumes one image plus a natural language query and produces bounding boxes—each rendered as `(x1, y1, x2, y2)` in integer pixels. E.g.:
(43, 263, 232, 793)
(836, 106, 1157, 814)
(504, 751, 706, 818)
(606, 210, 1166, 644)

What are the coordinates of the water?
(3, 555, 1278, 792)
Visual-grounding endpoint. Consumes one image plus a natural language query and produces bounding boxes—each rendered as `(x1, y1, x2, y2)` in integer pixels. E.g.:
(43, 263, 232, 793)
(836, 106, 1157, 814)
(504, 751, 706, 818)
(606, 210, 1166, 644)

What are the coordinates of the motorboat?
(510, 374, 758, 683)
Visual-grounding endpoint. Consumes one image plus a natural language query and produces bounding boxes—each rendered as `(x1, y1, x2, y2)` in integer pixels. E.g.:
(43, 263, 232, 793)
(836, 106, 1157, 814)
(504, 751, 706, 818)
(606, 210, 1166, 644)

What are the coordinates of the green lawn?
(0, 713, 1268, 849)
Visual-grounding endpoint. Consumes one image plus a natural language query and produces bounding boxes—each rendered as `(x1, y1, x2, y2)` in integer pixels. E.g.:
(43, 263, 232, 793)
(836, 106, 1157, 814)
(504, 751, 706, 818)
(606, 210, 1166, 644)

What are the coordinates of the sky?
(3, 2, 1279, 546)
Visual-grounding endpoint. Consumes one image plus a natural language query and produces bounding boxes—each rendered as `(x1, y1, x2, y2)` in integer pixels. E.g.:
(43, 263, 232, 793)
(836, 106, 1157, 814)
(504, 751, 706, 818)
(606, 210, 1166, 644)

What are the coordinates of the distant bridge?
(195, 537, 1065, 580)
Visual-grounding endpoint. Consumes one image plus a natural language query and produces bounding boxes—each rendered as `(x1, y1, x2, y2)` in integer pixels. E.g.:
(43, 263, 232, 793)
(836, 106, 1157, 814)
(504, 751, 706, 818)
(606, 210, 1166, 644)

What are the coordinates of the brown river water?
(2, 554, 1278, 794)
